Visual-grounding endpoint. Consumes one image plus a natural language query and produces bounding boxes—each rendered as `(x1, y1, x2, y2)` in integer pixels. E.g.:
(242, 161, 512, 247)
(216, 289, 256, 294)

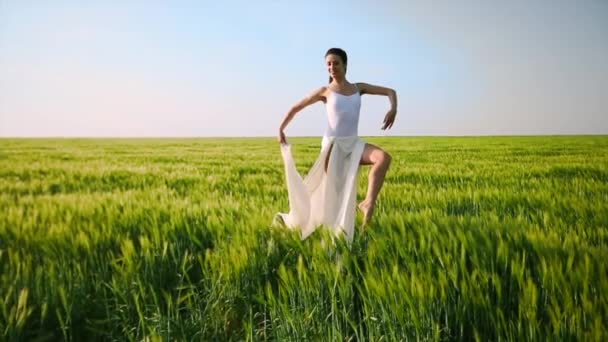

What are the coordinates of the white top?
(324, 83, 361, 137)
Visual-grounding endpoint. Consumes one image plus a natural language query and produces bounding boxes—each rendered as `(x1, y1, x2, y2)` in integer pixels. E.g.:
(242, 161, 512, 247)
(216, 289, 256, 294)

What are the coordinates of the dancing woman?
(277, 47, 397, 242)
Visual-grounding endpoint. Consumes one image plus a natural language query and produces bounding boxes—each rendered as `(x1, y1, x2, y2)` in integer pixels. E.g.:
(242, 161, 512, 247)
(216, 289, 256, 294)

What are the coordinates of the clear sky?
(1, 0, 607, 137)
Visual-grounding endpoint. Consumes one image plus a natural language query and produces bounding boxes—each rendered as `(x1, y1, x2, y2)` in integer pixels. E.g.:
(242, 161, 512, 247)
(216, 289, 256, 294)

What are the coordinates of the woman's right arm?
(278, 87, 326, 144)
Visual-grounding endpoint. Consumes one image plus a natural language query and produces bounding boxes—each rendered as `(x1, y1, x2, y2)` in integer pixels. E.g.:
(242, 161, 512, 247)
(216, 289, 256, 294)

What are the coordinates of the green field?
(1, 136, 607, 341)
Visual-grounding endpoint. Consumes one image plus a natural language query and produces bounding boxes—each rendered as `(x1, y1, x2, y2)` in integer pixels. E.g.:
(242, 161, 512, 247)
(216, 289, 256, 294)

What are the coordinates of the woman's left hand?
(381, 109, 397, 130)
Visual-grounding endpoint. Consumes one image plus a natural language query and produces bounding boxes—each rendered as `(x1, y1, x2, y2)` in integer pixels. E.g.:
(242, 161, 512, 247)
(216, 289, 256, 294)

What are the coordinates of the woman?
(276, 47, 397, 242)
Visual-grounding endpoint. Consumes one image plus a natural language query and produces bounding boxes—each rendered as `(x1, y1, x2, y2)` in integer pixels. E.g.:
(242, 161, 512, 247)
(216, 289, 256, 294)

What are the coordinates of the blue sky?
(1, 0, 607, 137)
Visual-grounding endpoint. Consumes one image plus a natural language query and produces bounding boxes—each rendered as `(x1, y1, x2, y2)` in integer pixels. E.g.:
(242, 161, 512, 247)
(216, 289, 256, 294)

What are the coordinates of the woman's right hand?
(278, 130, 287, 144)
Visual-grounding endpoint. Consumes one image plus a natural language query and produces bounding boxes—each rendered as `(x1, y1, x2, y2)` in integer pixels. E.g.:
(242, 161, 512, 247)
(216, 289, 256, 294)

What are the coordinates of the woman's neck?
(331, 78, 349, 86)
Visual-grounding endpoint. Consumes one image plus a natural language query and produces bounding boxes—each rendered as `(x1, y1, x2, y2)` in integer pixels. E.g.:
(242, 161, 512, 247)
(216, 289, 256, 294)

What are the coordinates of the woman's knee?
(382, 151, 392, 168)
(375, 150, 391, 168)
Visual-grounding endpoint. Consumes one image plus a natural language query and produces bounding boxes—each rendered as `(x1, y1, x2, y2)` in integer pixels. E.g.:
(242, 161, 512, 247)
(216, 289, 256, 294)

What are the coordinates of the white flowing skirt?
(277, 136, 366, 242)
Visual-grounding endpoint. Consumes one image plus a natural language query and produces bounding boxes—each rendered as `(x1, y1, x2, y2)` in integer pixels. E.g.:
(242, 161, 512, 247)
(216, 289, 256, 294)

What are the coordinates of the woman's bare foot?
(358, 200, 375, 224)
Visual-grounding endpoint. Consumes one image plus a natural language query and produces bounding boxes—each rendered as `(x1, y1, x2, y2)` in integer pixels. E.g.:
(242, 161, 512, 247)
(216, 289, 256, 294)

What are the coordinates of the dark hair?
(325, 48, 347, 83)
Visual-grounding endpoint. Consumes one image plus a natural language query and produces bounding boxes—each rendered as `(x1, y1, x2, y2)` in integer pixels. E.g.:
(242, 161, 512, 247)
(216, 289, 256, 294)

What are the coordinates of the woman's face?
(326, 54, 346, 79)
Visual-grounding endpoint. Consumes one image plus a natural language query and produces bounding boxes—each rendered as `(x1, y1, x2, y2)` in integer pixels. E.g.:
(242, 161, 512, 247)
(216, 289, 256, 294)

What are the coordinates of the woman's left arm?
(357, 83, 398, 130)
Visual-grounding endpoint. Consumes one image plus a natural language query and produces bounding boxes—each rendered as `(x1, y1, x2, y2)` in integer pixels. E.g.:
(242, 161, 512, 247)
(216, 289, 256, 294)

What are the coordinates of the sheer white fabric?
(277, 135, 366, 242)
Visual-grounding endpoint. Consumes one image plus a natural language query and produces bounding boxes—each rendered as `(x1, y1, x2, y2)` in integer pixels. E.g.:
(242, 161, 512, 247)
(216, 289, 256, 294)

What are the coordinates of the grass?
(0, 136, 607, 341)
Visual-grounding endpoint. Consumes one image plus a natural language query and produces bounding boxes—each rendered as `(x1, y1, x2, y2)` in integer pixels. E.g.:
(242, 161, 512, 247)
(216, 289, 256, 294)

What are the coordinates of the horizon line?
(1, 133, 607, 139)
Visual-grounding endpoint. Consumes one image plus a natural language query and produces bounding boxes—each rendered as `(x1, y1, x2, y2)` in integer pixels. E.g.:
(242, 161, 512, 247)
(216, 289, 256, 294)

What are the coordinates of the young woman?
(276, 47, 397, 242)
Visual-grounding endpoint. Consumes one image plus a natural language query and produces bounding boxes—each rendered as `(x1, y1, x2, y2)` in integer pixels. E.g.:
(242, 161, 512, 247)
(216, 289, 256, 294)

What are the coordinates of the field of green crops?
(1, 136, 607, 341)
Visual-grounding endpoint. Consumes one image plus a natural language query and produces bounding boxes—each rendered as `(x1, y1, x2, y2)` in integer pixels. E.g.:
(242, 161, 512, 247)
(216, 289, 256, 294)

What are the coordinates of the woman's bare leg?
(324, 143, 334, 172)
(358, 143, 392, 223)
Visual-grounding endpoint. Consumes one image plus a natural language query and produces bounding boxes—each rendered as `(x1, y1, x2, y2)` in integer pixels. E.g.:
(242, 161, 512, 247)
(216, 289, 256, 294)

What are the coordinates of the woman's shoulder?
(309, 85, 329, 98)
(307, 85, 328, 93)
(353, 82, 367, 89)
(300, 86, 329, 103)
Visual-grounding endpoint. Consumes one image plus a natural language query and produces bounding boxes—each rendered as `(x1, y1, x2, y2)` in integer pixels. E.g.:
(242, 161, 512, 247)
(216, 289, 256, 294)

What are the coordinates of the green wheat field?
(1, 136, 607, 341)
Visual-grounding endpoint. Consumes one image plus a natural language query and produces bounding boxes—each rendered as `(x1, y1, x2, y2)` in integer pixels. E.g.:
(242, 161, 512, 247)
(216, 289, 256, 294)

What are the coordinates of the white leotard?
(324, 83, 361, 137)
